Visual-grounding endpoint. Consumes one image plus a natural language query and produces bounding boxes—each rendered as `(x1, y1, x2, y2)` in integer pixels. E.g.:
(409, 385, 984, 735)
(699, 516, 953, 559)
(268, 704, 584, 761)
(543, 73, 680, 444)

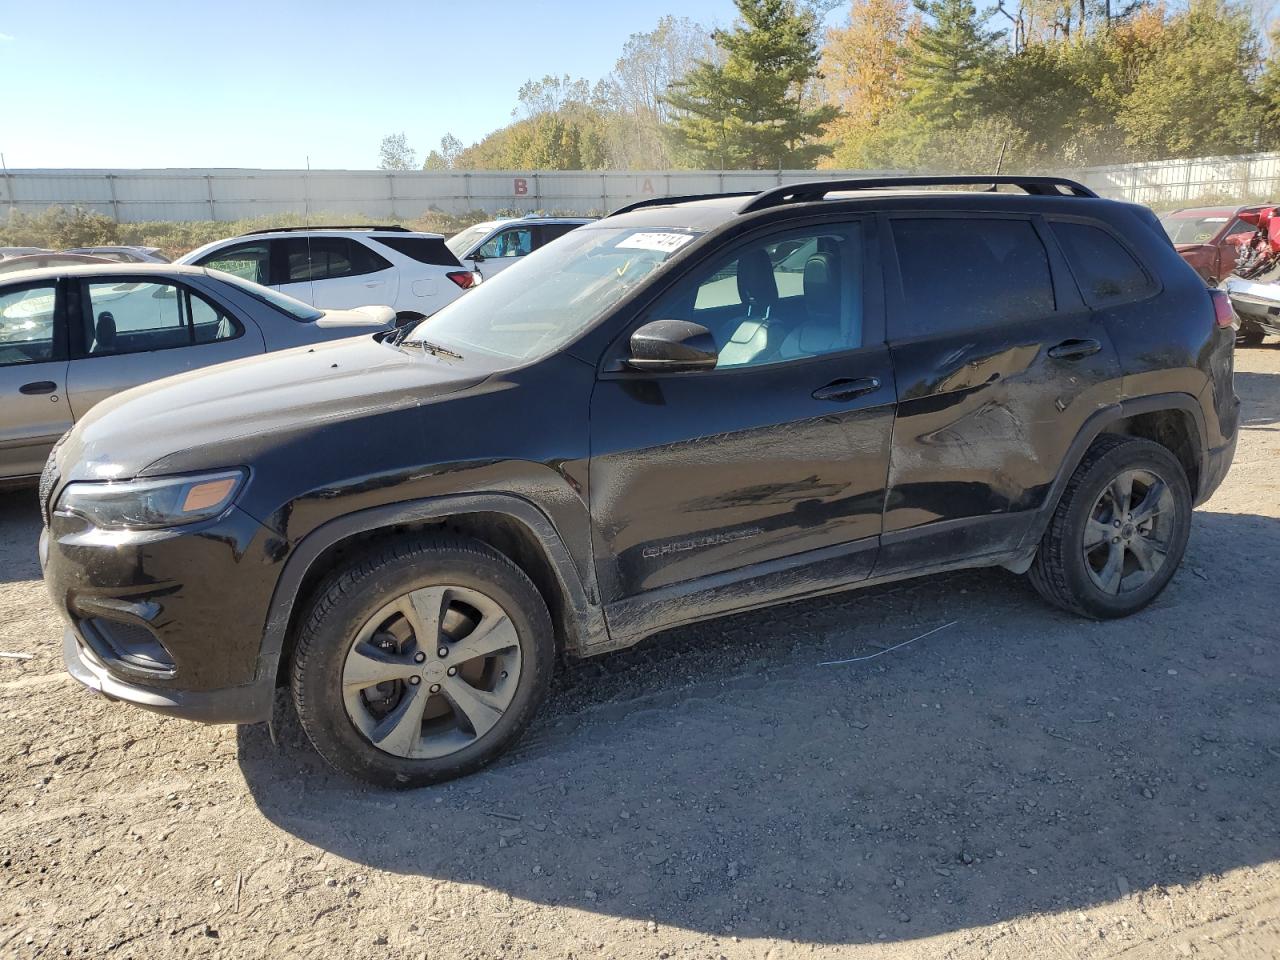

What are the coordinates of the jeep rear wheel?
(1028, 436, 1192, 619)
(290, 535, 553, 788)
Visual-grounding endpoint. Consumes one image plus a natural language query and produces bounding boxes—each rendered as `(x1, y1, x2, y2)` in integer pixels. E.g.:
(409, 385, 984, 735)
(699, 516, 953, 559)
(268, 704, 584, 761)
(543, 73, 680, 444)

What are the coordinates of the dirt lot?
(2, 349, 1278, 960)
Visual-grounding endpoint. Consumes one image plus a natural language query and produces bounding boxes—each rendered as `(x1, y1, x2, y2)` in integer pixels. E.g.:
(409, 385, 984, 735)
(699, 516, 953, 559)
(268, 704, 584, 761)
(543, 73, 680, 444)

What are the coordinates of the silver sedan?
(0, 263, 395, 484)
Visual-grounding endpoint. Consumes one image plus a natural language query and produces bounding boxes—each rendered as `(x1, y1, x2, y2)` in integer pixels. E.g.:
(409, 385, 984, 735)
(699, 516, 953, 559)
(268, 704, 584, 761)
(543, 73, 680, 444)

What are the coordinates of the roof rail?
(606, 192, 757, 219)
(738, 175, 1098, 213)
(236, 224, 411, 237)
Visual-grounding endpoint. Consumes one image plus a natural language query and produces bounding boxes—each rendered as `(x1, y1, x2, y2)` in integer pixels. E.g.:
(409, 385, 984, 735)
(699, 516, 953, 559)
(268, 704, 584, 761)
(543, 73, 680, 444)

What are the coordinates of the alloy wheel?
(1082, 468, 1177, 596)
(341, 585, 522, 759)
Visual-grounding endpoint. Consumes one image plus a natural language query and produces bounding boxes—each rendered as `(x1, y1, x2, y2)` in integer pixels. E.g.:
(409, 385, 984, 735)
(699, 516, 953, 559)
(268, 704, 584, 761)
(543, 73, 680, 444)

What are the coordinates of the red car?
(1160, 204, 1277, 284)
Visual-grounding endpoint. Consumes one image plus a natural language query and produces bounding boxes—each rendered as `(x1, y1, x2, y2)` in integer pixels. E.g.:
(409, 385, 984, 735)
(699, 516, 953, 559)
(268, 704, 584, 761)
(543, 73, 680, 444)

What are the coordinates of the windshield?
(206, 269, 325, 321)
(445, 224, 493, 257)
(408, 225, 700, 362)
(1161, 215, 1232, 244)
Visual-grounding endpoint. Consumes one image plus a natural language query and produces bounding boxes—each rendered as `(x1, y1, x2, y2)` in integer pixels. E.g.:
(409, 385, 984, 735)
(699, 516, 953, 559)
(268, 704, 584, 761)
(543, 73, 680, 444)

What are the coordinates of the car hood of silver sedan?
(56, 333, 494, 482)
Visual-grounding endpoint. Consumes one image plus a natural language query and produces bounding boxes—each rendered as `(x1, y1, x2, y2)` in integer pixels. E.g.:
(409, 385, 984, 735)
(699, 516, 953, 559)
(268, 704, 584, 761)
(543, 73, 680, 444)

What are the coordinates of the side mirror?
(626, 319, 718, 371)
(469, 251, 486, 263)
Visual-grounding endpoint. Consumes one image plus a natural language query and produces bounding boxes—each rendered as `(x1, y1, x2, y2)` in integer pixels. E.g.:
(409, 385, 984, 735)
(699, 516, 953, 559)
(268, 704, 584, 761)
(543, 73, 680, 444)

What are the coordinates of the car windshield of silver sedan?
(409, 225, 701, 361)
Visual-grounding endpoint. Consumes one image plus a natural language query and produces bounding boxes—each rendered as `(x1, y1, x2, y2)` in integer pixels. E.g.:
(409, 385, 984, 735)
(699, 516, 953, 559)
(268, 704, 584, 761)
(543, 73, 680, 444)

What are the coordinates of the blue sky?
(0, 0, 764, 170)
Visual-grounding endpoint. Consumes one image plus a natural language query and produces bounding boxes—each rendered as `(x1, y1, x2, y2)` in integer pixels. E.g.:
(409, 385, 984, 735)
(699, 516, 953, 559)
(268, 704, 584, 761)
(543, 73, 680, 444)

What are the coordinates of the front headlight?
(55, 469, 247, 530)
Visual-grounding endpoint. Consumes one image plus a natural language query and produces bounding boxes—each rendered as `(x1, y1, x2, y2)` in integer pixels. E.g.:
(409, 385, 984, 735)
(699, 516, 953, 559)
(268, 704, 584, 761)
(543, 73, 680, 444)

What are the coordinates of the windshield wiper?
(401, 336, 464, 361)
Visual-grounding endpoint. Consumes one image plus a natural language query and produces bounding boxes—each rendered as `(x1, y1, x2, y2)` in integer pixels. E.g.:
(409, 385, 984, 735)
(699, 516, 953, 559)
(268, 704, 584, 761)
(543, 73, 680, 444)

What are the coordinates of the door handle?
(812, 377, 881, 402)
(364, 281, 382, 288)
(1047, 338, 1102, 360)
(19, 380, 57, 395)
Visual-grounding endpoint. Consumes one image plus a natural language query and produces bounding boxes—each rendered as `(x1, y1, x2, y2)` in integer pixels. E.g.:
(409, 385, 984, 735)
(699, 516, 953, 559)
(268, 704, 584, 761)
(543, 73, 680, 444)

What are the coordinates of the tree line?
(379, 0, 1278, 173)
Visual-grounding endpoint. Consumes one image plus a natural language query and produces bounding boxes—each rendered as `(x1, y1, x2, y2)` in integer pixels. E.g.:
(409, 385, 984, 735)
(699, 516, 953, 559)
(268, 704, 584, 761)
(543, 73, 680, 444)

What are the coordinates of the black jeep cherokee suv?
(40, 176, 1240, 787)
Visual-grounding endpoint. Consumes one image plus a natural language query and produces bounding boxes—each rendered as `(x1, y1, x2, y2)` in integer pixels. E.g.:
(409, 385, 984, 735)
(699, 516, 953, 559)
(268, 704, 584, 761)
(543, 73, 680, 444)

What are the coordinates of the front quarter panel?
(152, 351, 600, 595)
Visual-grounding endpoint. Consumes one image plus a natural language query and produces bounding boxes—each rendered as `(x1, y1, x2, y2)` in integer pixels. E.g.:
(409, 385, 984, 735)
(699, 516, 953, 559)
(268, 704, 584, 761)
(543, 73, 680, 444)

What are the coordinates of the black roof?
(606, 175, 1099, 221)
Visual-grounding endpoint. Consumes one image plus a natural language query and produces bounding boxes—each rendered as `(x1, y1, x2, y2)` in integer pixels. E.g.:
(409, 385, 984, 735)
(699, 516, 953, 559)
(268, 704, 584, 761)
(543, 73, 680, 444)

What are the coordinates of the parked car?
(0, 247, 52, 260)
(178, 226, 476, 325)
(1222, 275, 1280, 344)
(0, 253, 112, 274)
(1160, 204, 1276, 284)
(41, 176, 1238, 787)
(66, 245, 170, 264)
(445, 216, 594, 280)
(1, 263, 393, 484)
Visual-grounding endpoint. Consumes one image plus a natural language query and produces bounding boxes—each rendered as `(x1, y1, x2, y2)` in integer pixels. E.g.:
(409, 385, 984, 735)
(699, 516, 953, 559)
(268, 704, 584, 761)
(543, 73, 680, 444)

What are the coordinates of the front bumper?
(62, 627, 274, 723)
(1224, 278, 1280, 335)
(42, 503, 288, 724)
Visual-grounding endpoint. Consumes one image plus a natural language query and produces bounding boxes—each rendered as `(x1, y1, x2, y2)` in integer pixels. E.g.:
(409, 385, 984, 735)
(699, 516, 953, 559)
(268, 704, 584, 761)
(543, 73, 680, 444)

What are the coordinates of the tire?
(394, 311, 425, 328)
(1028, 436, 1192, 619)
(290, 534, 554, 788)
(1237, 323, 1265, 347)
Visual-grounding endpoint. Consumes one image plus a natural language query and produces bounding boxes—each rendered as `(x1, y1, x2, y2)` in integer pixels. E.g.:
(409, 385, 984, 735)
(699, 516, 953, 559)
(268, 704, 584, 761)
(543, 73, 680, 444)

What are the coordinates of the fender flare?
(254, 493, 609, 685)
(1017, 392, 1208, 554)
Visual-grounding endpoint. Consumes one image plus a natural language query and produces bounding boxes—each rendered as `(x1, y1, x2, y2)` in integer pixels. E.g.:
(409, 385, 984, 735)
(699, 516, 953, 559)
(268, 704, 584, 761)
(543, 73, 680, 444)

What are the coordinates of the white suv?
(179, 226, 476, 324)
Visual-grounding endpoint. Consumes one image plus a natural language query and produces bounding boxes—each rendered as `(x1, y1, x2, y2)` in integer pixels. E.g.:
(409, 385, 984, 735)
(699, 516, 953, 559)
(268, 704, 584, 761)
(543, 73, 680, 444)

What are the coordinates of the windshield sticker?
(615, 232, 695, 254)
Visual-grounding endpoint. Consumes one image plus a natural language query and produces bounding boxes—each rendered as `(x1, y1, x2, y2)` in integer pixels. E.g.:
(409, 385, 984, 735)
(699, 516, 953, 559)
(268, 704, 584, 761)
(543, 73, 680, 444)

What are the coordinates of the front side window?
(409, 225, 700, 362)
(891, 218, 1055, 338)
(0, 284, 57, 366)
(644, 225, 864, 369)
(197, 242, 271, 285)
(83, 281, 240, 355)
(478, 227, 533, 259)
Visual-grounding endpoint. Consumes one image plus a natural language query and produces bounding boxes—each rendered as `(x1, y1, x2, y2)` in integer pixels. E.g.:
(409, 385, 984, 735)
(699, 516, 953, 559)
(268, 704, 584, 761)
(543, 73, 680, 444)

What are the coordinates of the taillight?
(1209, 288, 1236, 329)
(446, 270, 476, 290)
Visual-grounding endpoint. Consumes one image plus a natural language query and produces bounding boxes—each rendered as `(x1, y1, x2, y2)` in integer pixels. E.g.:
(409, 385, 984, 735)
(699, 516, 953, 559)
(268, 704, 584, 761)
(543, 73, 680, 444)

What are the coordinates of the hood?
(59, 334, 492, 481)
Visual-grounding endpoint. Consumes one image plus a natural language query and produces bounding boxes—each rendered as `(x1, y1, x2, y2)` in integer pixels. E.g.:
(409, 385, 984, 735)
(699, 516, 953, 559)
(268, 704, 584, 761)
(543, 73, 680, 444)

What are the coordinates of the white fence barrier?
(0, 169, 903, 223)
(3, 155, 1279, 223)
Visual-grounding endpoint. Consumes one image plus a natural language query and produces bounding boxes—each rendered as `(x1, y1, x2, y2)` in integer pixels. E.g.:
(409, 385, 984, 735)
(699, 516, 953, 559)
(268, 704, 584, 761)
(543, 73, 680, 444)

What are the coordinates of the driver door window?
(644, 225, 863, 369)
(478, 228, 534, 259)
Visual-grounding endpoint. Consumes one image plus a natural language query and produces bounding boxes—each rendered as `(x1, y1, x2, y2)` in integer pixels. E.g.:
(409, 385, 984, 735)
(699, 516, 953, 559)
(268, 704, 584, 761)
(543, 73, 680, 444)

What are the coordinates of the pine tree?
(663, 0, 839, 168)
(903, 0, 1002, 126)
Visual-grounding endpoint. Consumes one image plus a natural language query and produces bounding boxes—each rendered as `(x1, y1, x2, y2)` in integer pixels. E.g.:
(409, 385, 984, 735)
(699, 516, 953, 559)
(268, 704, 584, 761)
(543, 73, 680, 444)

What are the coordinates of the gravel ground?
(2, 347, 1278, 960)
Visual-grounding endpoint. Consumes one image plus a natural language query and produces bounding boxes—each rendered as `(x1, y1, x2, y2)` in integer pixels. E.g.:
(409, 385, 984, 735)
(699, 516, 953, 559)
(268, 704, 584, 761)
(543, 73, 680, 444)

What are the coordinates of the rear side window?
(536, 223, 581, 247)
(891, 218, 1055, 338)
(1050, 221, 1152, 306)
(283, 237, 392, 282)
(372, 236, 461, 266)
(197, 241, 270, 285)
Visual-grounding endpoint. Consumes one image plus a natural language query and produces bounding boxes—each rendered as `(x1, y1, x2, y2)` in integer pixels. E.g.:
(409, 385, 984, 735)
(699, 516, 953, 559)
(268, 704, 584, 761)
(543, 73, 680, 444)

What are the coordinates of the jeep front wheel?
(290, 535, 554, 787)
(1028, 436, 1192, 619)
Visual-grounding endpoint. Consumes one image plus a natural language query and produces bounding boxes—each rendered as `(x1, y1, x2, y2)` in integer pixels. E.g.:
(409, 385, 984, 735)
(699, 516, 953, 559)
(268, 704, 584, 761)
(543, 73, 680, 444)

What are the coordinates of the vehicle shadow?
(238, 509, 1280, 945)
(0, 489, 43, 585)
